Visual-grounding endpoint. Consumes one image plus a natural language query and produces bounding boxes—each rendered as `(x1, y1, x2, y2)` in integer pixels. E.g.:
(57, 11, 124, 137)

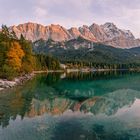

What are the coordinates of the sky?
(0, 0, 140, 37)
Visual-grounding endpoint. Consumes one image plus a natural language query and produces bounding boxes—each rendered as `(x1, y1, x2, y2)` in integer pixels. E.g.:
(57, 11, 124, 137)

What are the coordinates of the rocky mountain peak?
(102, 22, 117, 29)
(48, 24, 72, 41)
(101, 22, 122, 40)
(79, 25, 97, 42)
(68, 27, 82, 39)
(9, 22, 140, 48)
(89, 23, 108, 42)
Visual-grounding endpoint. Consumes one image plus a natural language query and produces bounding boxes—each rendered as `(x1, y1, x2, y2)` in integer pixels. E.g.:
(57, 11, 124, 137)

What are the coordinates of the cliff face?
(48, 24, 72, 42)
(100, 23, 140, 48)
(11, 23, 48, 41)
(10, 22, 140, 48)
(10, 23, 72, 42)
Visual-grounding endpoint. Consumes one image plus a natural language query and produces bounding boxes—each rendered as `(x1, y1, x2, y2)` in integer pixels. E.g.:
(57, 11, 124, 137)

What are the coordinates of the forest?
(33, 38, 140, 70)
(0, 25, 60, 79)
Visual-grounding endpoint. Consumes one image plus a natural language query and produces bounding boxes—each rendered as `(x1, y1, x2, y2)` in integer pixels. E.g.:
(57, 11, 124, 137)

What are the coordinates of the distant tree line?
(62, 61, 140, 70)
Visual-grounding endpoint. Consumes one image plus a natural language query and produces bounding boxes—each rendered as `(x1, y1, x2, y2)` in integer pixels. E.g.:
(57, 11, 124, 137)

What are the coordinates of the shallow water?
(0, 71, 140, 140)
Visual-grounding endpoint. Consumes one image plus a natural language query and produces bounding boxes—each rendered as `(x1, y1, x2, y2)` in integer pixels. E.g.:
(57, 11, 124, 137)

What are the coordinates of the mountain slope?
(33, 37, 140, 64)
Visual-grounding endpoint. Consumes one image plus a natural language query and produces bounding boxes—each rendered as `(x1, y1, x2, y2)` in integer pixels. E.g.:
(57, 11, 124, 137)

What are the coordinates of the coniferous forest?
(0, 25, 60, 79)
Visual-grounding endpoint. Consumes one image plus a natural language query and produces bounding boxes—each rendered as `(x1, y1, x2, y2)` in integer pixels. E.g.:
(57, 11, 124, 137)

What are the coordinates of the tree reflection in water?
(0, 71, 140, 128)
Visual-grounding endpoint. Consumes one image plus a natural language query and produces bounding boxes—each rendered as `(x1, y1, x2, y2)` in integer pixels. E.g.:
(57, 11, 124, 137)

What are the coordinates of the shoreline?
(0, 73, 35, 91)
(34, 68, 130, 74)
(33, 70, 64, 73)
(0, 68, 140, 91)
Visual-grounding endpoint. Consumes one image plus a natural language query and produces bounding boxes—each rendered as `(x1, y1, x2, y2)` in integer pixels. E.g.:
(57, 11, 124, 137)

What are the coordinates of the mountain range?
(10, 22, 140, 48)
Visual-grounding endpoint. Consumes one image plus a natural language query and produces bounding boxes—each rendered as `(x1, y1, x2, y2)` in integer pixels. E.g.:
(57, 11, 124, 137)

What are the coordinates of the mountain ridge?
(9, 22, 140, 48)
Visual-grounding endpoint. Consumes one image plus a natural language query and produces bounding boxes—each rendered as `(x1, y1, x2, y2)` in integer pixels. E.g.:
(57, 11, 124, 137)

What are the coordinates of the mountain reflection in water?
(0, 71, 140, 140)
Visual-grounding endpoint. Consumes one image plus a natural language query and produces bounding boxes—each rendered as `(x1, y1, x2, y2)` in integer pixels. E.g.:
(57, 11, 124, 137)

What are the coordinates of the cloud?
(0, 0, 140, 37)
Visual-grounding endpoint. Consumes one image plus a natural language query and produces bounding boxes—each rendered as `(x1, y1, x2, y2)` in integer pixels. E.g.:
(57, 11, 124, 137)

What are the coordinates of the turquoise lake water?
(0, 71, 140, 140)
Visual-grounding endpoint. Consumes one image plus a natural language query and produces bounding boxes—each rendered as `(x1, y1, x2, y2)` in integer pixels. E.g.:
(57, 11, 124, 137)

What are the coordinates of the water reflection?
(0, 71, 140, 127)
(1, 71, 140, 139)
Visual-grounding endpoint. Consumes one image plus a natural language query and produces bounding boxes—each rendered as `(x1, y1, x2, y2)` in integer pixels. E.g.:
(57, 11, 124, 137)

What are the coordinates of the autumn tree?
(6, 41, 25, 71)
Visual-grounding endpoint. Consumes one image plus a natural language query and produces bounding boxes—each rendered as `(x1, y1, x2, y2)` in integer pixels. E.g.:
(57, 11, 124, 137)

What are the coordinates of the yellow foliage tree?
(6, 41, 25, 71)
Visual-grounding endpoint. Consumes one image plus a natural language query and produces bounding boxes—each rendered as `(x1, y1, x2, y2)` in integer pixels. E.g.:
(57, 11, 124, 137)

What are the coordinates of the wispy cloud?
(0, 0, 140, 37)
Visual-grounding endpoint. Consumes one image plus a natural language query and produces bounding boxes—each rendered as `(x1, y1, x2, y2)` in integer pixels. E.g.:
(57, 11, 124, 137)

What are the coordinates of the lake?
(0, 71, 140, 140)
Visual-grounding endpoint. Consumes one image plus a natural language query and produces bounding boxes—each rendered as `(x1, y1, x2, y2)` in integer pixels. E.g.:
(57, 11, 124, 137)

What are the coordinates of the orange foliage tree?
(6, 41, 25, 71)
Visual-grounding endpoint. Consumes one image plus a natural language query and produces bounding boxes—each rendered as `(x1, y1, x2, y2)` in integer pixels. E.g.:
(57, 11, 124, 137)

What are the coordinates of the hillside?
(33, 37, 140, 65)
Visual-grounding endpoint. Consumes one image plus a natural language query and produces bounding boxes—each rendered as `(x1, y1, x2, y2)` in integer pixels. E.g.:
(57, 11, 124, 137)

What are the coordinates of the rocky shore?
(0, 73, 35, 91)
